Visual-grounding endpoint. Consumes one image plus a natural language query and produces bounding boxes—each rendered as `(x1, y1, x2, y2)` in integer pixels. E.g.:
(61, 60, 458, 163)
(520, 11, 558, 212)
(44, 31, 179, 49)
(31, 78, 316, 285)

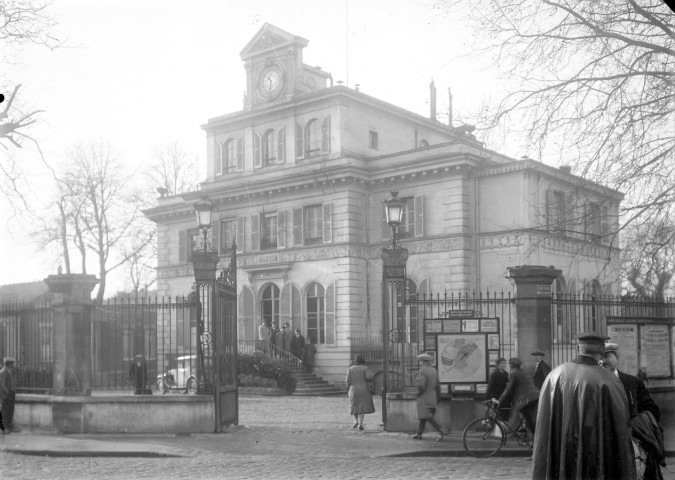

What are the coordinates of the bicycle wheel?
(462, 417, 506, 457)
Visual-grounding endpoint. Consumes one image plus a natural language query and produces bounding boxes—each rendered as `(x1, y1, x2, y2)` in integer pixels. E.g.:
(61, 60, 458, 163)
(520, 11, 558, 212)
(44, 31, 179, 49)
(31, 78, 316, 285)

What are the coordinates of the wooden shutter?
(236, 216, 245, 253)
(600, 203, 611, 245)
(251, 213, 260, 251)
(546, 188, 555, 231)
(212, 217, 220, 254)
(253, 133, 262, 169)
(321, 116, 331, 154)
(236, 137, 244, 171)
(277, 127, 285, 163)
(325, 282, 335, 345)
(414, 195, 424, 238)
(215, 142, 223, 176)
(295, 122, 304, 159)
(277, 210, 287, 249)
(293, 207, 303, 246)
(178, 230, 186, 263)
(322, 203, 332, 244)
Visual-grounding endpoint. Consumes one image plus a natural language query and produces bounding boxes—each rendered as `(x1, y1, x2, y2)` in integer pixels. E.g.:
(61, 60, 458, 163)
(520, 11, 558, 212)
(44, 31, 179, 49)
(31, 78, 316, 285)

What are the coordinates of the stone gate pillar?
(45, 274, 98, 396)
(506, 265, 561, 361)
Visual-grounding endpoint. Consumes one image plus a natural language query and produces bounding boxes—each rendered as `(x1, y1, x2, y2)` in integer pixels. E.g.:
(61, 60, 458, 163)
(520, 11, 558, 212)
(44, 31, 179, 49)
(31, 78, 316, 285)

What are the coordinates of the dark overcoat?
(532, 355, 636, 480)
(533, 360, 552, 389)
(498, 367, 539, 413)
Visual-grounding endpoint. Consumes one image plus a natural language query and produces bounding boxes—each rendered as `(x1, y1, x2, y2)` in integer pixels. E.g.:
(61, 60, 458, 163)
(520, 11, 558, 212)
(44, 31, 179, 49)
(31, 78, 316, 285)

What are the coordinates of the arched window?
(262, 129, 275, 165)
(321, 116, 331, 154)
(253, 132, 261, 168)
(261, 283, 280, 330)
(236, 137, 244, 171)
(295, 122, 304, 160)
(305, 119, 321, 157)
(280, 283, 302, 331)
(305, 283, 325, 344)
(238, 286, 255, 341)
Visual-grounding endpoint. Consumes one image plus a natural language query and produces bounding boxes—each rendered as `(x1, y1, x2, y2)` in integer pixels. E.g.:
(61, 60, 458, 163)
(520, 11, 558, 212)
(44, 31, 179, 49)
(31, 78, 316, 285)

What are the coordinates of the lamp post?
(380, 191, 409, 429)
(191, 196, 218, 395)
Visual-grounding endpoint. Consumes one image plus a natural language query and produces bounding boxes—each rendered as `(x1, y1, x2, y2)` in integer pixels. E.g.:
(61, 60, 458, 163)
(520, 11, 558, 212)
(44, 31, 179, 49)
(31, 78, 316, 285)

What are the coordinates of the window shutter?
(277, 210, 287, 249)
(414, 195, 424, 238)
(546, 188, 555, 231)
(321, 116, 331, 154)
(322, 203, 332, 244)
(178, 230, 187, 263)
(277, 127, 285, 163)
(212, 217, 220, 254)
(325, 282, 335, 345)
(251, 213, 260, 251)
(293, 207, 303, 246)
(215, 142, 223, 176)
(295, 122, 304, 160)
(253, 133, 262, 169)
(236, 216, 245, 253)
(236, 137, 244, 171)
(600, 204, 611, 245)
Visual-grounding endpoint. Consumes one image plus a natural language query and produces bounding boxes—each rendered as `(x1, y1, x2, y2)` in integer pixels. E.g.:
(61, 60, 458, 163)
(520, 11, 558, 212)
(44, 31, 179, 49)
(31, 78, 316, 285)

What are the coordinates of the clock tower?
(240, 24, 330, 109)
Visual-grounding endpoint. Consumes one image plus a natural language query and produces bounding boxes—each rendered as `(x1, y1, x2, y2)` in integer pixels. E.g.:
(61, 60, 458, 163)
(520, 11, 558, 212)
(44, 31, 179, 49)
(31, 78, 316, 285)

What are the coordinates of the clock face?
(262, 70, 280, 93)
(258, 65, 284, 100)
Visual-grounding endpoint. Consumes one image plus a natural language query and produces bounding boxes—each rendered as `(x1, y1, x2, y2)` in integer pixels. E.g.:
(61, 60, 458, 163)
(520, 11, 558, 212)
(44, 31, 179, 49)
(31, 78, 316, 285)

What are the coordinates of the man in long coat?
(532, 332, 636, 480)
(531, 350, 552, 390)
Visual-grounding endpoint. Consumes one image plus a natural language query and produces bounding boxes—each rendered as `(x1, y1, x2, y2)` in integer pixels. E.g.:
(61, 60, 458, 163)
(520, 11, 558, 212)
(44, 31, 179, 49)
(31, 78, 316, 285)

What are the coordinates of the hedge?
(237, 351, 297, 393)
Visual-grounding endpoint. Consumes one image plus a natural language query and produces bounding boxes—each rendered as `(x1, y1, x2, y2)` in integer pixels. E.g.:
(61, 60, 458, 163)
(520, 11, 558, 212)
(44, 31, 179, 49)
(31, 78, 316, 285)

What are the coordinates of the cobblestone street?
(0, 395, 671, 480)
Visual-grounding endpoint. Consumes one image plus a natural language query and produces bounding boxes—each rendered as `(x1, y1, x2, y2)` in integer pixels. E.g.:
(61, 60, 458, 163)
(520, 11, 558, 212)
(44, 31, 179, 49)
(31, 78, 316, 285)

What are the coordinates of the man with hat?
(411, 353, 446, 441)
(496, 357, 539, 437)
(531, 350, 551, 390)
(532, 332, 636, 480)
(602, 342, 664, 479)
(129, 354, 149, 395)
(0, 357, 18, 433)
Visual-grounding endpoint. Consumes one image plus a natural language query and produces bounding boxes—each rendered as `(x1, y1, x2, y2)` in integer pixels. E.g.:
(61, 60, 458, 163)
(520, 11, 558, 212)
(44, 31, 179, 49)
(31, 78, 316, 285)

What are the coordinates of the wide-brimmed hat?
(531, 351, 545, 356)
(575, 331, 609, 345)
(604, 342, 619, 355)
(3, 357, 15, 365)
(508, 357, 522, 367)
(417, 353, 433, 361)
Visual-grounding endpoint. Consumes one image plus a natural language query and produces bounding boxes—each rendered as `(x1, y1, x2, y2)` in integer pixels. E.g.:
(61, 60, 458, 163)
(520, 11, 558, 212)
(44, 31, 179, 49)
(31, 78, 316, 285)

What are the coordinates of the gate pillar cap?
(45, 274, 98, 303)
(506, 265, 561, 284)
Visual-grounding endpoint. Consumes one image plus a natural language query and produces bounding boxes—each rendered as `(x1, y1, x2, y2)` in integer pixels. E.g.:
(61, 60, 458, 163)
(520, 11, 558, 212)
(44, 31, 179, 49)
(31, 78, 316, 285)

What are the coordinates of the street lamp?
(194, 197, 214, 252)
(383, 191, 405, 248)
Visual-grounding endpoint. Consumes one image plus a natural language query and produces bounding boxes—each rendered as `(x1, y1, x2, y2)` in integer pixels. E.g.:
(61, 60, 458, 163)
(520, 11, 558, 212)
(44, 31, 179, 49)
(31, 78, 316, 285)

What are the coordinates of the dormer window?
(419, 139, 429, 148)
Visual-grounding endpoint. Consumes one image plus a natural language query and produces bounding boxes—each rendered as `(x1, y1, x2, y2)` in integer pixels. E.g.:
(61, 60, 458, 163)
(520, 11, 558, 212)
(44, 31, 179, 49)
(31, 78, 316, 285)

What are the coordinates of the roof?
(0, 281, 49, 304)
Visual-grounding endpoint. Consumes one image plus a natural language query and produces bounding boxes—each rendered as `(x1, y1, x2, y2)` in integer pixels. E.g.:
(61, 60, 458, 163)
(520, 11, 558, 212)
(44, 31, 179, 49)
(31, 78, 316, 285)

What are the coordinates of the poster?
(462, 319, 480, 332)
(426, 320, 442, 333)
(488, 334, 500, 350)
(424, 335, 436, 350)
(488, 350, 499, 364)
(480, 319, 498, 332)
(443, 320, 461, 333)
(607, 324, 639, 375)
(640, 324, 671, 377)
(437, 334, 487, 383)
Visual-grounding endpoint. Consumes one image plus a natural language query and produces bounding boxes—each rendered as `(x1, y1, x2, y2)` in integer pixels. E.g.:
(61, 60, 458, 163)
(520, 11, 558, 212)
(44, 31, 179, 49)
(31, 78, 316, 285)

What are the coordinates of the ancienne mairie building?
(145, 24, 622, 385)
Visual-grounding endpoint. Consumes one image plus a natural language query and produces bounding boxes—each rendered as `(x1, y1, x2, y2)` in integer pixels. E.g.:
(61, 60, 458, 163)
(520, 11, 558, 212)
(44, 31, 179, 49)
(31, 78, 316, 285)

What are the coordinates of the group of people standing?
(258, 321, 316, 373)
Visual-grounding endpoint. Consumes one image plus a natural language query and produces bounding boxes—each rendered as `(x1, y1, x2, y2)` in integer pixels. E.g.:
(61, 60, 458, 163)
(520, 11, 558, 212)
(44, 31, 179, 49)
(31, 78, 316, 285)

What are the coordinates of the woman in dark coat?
(346, 354, 375, 430)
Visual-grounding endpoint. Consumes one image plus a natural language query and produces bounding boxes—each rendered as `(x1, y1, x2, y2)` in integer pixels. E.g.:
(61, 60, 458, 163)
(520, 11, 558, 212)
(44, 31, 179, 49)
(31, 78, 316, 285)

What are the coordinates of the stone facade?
(144, 24, 622, 385)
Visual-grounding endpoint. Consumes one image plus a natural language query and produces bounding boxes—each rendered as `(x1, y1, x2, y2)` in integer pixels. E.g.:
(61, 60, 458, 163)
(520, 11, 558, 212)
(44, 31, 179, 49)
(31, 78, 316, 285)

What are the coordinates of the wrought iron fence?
(0, 300, 53, 391)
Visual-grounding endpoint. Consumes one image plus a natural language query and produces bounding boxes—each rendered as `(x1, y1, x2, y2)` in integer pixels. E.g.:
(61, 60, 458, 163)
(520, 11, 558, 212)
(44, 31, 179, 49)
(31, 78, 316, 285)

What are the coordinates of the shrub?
(238, 351, 297, 393)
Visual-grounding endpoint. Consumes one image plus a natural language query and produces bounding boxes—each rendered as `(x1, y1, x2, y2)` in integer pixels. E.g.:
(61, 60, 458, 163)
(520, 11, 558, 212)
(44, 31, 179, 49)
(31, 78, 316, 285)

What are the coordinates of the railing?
(237, 340, 302, 371)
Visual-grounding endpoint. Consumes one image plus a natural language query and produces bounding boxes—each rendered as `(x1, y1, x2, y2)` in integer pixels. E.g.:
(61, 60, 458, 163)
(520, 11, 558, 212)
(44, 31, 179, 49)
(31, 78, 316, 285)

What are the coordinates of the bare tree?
(145, 142, 200, 197)
(55, 142, 154, 302)
(436, 0, 675, 233)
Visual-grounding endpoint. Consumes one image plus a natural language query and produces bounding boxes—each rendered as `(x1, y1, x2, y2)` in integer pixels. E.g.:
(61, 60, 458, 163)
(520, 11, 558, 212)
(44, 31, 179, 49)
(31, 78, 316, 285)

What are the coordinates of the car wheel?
(186, 377, 197, 395)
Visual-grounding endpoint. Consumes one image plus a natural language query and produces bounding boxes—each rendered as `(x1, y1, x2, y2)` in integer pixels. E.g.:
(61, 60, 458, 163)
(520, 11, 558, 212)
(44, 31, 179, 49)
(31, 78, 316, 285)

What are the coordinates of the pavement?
(0, 394, 672, 480)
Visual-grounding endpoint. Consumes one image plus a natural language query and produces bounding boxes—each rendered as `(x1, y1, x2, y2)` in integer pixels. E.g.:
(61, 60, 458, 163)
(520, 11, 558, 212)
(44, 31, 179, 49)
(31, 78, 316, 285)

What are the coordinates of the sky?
(0, 0, 510, 293)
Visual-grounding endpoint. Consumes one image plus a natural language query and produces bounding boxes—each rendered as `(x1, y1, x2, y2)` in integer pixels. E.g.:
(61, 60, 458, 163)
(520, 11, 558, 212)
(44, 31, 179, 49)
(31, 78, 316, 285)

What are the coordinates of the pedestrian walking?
(302, 336, 317, 373)
(602, 342, 664, 480)
(129, 354, 149, 395)
(486, 357, 511, 420)
(531, 350, 551, 389)
(532, 332, 636, 480)
(290, 328, 305, 359)
(0, 357, 18, 433)
(496, 357, 539, 436)
(411, 353, 446, 441)
(346, 354, 375, 431)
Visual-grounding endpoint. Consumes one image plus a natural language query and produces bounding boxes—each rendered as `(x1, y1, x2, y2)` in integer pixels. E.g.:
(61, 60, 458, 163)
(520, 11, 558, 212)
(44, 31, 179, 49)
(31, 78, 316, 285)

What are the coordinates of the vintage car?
(157, 355, 198, 394)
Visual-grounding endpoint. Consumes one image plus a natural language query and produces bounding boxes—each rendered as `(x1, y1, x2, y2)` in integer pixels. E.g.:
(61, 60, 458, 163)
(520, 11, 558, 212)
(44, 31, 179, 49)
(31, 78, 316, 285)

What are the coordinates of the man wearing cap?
(0, 357, 18, 433)
(531, 350, 551, 390)
(129, 354, 149, 395)
(411, 353, 446, 441)
(532, 332, 636, 480)
(603, 342, 664, 479)
(496, 357, 539, 436)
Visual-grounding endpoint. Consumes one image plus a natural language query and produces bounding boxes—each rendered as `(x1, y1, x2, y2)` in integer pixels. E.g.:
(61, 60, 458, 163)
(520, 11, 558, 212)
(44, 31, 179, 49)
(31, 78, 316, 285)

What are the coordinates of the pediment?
(240, 23, 308, 59)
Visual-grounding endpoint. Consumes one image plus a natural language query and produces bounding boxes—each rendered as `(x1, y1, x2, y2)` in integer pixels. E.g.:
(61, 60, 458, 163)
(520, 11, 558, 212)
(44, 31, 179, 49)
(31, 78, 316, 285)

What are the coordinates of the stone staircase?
(292, 371, 343, 396)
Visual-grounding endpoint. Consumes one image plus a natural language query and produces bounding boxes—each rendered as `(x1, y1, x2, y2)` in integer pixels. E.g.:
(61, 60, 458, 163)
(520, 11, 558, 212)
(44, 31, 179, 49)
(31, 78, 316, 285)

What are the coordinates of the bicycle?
(462, 400, 533, 457)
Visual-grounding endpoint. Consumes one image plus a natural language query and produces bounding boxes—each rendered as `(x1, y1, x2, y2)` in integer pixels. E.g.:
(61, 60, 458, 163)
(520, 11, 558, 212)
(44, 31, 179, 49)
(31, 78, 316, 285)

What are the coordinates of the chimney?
(429, 80, 437, 121)
(448, 88, 453, 128)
